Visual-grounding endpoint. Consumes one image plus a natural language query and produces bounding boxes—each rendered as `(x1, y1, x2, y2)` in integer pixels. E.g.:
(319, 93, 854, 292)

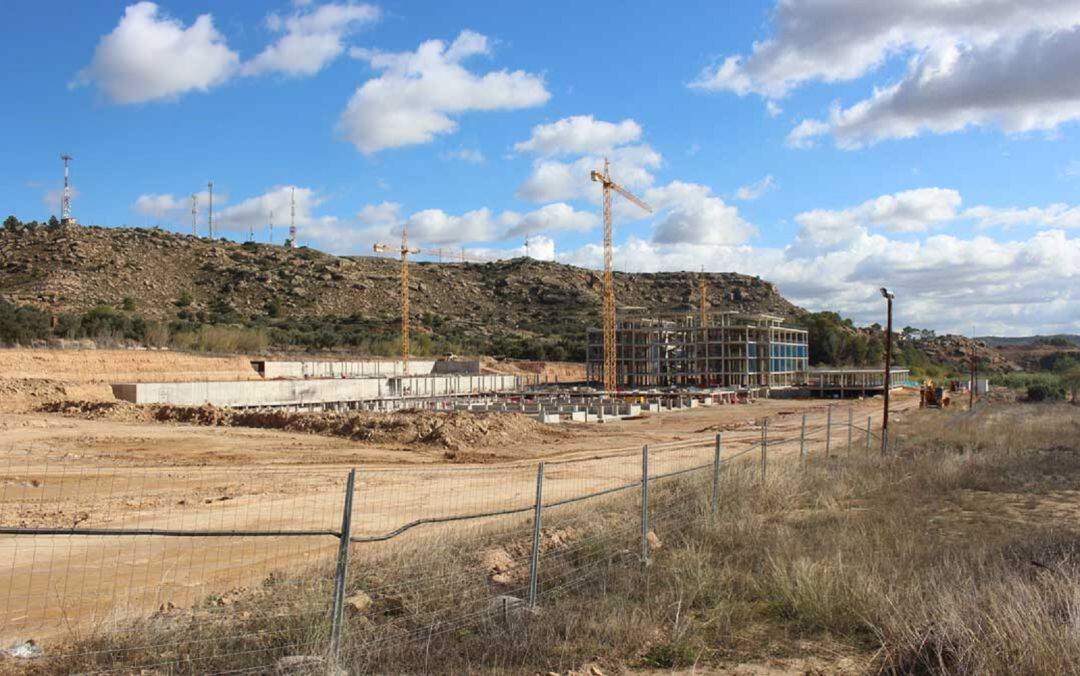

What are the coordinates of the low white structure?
(112, 373, 528, 408)
(251, 359, 482, 379)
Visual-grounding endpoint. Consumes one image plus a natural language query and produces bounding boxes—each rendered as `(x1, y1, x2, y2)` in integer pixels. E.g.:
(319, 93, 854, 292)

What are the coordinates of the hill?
(0, 222, 801, 358)
(978, 334, 1080, 347)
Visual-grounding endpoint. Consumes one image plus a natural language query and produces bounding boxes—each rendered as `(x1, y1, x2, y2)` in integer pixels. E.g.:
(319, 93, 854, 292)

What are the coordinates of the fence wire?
(0, 403, 886, 672)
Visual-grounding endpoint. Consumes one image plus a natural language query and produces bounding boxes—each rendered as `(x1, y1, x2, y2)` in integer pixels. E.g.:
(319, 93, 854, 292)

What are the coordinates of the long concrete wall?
(112, 373, 529, 407)
(392, 374, 522, 397)
(256, 360, 438, 379)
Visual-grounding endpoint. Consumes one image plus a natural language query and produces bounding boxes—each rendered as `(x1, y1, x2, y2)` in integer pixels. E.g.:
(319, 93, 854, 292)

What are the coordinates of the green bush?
(0, 299, 51, 345)
(170, 325, 268, 353)
(1026, 383, 1065, 402)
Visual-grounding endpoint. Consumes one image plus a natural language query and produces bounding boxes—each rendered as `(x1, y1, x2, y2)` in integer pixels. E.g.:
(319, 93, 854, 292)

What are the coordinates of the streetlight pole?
(880, 288, 894, 456)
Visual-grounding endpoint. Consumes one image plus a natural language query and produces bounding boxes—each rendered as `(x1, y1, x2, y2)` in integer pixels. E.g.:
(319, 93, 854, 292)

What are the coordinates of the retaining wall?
(112, 373, 528, 408)
(255, 360, 438, 379)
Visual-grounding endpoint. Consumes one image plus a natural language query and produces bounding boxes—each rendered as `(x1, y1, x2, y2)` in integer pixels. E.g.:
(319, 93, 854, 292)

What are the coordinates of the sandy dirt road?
(0, 392, 918, 644)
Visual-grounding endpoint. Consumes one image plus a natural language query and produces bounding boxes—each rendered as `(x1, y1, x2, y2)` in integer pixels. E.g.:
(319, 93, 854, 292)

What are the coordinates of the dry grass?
(14, 401, 1080, 675)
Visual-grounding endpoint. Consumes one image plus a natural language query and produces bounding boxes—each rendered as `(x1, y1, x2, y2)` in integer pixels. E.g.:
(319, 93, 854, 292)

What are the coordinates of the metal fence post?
(527, 462, 545, 609)
(847, 407, 853, 454)
(825, 406, 832, 457)
(866, 416, 872, 452)
(761, 419, 768, 480)
(711, 434, 722, 515)
(799, 414, 807, 464)
(640, 445, 650, 568)
(329, 468, 356, 665)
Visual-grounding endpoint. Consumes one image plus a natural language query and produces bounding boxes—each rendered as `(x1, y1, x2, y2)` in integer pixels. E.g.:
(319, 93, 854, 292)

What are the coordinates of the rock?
(646, 530, 662, 551)
(486, 594, 535, 623)
(3, 640, 42, 659)
(273, 655, 345, 675)
(345, 591, 373, 615)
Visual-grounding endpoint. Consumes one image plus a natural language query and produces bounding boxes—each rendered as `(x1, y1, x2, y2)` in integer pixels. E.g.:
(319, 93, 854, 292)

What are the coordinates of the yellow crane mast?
(374, 227, 419, 374)
(374, 230, 492, 374)
(699, 276, 709, 387)
(590, 158, 652, 392)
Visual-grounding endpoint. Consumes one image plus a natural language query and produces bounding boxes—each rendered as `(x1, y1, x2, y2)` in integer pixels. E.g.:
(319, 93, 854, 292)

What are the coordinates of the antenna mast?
(207, 182, 214, 238)
(59, 154, 73, 224)
(191, 194, 198, 236)
(288, 187, 297, 248)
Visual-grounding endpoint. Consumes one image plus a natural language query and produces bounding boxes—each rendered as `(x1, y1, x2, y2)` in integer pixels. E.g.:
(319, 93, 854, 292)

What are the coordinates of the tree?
(47, 215, 60, 228)
(3, 215, 21, 230)
(1064, 365, 1080, 405)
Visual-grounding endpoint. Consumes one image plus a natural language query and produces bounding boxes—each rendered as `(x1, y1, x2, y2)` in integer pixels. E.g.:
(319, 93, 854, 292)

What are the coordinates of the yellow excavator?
(920, 379, 950, 408)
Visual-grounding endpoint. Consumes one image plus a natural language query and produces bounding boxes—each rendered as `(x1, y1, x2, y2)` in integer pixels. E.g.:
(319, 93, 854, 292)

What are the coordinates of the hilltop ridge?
(0, 222, 802, 356)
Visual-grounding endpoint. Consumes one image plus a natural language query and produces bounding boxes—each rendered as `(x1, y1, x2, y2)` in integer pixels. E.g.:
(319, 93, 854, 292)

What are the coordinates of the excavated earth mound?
(42, 401, 573, 452)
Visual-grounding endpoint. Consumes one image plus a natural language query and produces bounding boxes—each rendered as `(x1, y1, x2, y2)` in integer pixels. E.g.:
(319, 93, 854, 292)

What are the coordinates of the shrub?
(170, 325, 268, 353)
(0, 299, 51, 345)
(1026, 383, 1064, 402)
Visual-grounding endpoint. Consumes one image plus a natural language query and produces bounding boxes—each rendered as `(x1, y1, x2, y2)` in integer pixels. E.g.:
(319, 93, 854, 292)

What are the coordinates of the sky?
(2, 0, 1079, 336)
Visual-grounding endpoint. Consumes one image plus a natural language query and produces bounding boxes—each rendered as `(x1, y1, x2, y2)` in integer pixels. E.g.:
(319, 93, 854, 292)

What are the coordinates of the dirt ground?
(0, 349, 920, 646)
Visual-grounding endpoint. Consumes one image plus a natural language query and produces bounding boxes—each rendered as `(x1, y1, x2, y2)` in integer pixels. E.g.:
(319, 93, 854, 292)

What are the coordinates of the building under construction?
(587, 311, 809, 390)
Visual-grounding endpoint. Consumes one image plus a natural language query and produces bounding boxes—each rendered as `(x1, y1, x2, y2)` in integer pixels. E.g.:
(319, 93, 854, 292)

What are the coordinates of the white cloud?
(691, 0, 1080, 99)
(735, 174, 777, 201)
(404, 207, 501, 245)
(516, 143, 662, 203)
(338, 30, 550, 153)
(216, 185, 318, 235)
(786, 119, 830, 149)
(440, 148, 486, 164)
(794, 188, 962, 253)
(43, 186, 80, 214)
(503, 202, 598, 238)
(133, 193, 185, 218)
(513, 115, 642, 155)
(471, 234, 556, 261)
(554, 226, 1080, 335)
(791, 27, 1080, 148)
(513, 115, 662, 203)
(241, 2, 379, 77)
(965, 203, 1080, 229)
(647, 181, 757, 246)
(75, 2, 239, 104)
(357, 201, 400, 226)
(695, 1, 1080, 146)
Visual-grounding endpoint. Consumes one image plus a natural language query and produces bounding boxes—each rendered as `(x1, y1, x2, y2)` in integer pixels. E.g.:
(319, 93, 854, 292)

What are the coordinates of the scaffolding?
(586, 311, 809, 390)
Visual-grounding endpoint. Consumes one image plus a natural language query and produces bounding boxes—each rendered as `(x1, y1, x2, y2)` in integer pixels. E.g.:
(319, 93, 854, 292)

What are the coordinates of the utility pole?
(59, 154, 74, 225)
(191, 194, 198, 236)
(969, 340, 977, 410)
(207, 181, 214, 238)
(880, 288, 894, 455)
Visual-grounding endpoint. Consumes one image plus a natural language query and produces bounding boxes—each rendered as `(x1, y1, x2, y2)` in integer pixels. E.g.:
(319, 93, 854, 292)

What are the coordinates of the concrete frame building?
(587, 311, 809, 389)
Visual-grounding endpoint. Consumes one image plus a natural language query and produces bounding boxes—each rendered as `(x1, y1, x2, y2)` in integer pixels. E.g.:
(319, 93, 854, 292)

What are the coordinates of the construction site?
(0, 156, 921, 668)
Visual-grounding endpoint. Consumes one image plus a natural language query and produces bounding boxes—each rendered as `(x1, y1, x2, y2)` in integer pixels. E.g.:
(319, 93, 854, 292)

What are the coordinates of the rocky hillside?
(0, 223, 802, 353)
(909, 334, 1016, 373)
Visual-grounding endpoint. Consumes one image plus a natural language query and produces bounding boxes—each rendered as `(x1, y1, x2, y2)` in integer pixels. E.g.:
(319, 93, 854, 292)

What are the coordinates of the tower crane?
(373, 230, 492, 374)
(590, 158, 652, 392)
(699, 275, 709, 387)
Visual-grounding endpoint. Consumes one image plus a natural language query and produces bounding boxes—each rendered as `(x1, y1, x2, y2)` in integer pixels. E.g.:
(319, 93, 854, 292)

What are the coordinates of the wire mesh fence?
(0, 404, 890, 672)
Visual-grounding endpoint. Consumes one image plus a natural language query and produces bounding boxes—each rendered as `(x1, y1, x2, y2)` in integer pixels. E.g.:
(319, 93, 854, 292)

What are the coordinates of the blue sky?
(2, 1, 1079, 335)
